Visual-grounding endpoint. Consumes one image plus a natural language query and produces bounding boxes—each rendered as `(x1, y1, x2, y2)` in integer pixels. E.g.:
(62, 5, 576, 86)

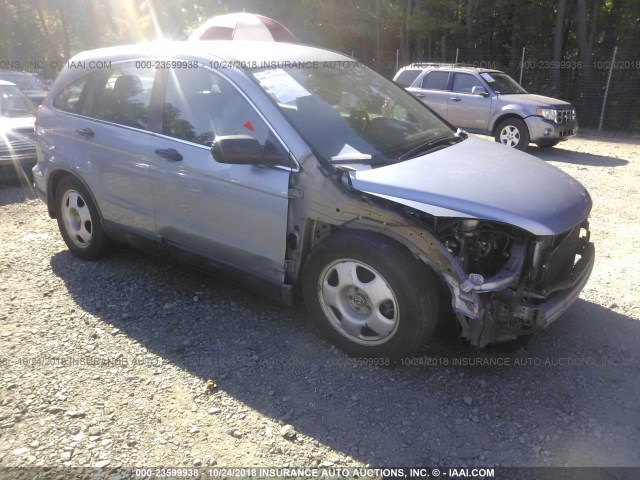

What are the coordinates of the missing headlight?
(440, 221, 516, 278)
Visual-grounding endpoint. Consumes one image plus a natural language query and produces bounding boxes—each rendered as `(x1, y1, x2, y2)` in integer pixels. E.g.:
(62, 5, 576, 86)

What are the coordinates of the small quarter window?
(53, 77, 89, 114)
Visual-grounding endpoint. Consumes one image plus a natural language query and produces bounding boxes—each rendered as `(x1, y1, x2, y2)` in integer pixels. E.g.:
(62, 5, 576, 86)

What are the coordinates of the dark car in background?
(0, 70, 49, 106)
(0, 80, 37, 179)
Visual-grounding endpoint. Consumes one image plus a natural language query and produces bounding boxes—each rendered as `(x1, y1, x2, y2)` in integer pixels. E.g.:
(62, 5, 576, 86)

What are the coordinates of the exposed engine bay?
(433, 217, 593, 347)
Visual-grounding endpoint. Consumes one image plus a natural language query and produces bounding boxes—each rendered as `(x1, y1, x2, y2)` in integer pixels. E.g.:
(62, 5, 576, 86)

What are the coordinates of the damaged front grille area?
(528, 221, 590, 295)
(490, 220, 592, 337)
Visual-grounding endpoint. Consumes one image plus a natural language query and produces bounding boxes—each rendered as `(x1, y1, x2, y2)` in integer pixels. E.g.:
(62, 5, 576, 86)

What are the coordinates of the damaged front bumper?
(525, 241, 594, 328)
(445, 238, 595, 348)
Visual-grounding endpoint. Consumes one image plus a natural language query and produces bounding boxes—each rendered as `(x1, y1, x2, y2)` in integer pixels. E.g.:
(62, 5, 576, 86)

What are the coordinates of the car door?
(148, 67, 291, 282)
(406, 70, 450, 118)
(446, 72, 491, 131)
(75, 62, 158, 235)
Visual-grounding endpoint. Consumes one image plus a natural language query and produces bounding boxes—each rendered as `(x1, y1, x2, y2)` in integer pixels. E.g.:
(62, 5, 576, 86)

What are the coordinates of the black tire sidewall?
(495, 118, 530, 150)
(55, 176, 111, 260)
(302, 230, 438, 359)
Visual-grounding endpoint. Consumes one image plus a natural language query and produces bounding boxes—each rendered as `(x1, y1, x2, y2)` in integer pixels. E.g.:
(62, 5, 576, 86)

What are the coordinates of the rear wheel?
(495, 118, 529, 150)
(302, 230, 438, 358)
(55, 176, 112, 260)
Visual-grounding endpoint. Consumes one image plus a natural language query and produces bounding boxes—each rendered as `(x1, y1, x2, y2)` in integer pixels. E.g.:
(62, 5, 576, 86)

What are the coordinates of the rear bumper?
(525, 116, 578, 143)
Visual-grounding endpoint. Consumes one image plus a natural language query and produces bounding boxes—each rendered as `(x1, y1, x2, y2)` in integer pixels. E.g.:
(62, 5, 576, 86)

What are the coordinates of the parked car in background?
(29, 72, 53, 88)
(0, 70, 49, 106)
(394, 64, 577, 150)
(0, 80, 37, 178)
(33, 42, 593, 358)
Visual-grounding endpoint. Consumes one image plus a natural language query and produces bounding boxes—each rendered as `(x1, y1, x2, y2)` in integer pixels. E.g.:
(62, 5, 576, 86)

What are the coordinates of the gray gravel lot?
(1, 132, 639, 471)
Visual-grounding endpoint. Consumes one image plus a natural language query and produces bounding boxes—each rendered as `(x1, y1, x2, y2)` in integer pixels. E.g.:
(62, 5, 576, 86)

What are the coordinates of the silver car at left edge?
(33, 41, 595, 358)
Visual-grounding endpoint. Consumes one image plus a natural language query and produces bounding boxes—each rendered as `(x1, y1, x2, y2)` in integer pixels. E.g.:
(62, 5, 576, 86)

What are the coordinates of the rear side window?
(88, 63, 156, 130)
(421, 71, 449, 90)
(394, 69, 421, 87)
(53, 77, 88, 114)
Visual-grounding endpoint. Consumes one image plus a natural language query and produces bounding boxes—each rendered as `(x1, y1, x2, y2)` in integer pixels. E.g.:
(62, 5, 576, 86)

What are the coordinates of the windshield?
(480, 72, 527, 94)
(0, 85, 36, 117)
(250, 63, 454, 167)
(0, 73, 45, 91)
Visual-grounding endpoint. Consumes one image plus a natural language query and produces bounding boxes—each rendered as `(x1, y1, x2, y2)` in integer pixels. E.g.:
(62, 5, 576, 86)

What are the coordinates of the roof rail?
(407, 62, 479, 69)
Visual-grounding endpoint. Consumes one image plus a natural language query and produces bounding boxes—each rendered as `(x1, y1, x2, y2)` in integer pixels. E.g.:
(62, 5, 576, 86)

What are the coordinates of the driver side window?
(452, 73, 484, 94)
(162, 67, 284, 159)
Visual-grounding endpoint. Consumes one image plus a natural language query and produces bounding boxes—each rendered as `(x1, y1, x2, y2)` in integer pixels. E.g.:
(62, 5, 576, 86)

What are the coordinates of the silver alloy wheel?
(61, 189, 93, 248)
(499, 124, 521, 147)
(317, 259, 400, 346)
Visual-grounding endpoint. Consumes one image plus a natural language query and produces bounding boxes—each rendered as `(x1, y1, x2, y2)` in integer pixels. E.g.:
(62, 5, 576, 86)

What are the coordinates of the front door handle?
(414, 93, 425, 98)
(155, 148, 183, 162)
(450, 97, 462, 102)
(77, 128, 94, 138)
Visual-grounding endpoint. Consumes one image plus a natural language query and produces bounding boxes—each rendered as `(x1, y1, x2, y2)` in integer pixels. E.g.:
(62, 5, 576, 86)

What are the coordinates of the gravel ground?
(1, 132, 639, 471)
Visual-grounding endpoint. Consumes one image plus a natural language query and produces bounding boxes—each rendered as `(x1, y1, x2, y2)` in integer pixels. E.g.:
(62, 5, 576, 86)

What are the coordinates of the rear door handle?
(450, 97, 462, 102)
(414, 93, 425, 98)
(77, 128, 94, 138)
(155, 148, 183, 162)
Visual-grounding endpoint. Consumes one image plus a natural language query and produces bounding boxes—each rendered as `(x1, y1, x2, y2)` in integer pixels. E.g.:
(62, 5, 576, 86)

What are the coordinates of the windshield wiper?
(399, 134, 463, 161)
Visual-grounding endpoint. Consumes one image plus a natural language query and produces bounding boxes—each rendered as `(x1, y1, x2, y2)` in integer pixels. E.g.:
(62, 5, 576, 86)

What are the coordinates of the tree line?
(1, 0, 639, 130)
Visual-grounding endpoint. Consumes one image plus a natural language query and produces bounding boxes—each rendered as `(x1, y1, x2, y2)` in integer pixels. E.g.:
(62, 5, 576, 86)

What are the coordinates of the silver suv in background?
(394, 64, 577, 150)
(34, 42, 593, 358)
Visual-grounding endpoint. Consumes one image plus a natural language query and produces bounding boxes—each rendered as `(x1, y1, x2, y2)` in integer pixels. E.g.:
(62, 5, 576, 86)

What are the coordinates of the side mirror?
(211, 135, 287, 166)
(471, 86, 489, 96)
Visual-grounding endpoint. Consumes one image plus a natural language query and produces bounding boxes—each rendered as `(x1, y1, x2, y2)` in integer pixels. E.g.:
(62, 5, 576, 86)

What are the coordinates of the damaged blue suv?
(33, 41, 594, 358)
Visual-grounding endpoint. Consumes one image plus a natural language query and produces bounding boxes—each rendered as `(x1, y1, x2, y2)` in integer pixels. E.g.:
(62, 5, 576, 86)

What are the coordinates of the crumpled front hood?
(350, 137, 591, 235)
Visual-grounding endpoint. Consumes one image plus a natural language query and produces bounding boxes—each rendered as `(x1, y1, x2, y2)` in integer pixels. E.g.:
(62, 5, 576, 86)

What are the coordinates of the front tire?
(495, 118, 530, 150)
(302, 230, 438, 358)
(55, 176, 112, 260)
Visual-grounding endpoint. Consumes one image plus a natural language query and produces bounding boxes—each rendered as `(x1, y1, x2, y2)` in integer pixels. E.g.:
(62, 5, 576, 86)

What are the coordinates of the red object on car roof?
(189, 12, 297, 42)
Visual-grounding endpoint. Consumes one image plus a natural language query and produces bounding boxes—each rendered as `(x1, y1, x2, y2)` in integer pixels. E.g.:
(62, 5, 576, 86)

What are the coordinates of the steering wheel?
(348, 108, 369, 132)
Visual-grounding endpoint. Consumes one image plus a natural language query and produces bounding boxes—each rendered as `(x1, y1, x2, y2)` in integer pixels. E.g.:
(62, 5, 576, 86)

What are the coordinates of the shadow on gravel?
(50, 249, 640, 467)
(527, 146, 629, 167)
(0, 180, 37, 206)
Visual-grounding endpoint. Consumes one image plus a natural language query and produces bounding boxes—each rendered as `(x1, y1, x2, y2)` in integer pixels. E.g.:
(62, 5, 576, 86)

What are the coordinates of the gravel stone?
(0, 133, 639, 469)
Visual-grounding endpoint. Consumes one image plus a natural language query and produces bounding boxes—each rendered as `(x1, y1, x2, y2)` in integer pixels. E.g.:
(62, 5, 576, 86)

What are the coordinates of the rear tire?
(55, 176, 112, 260)
(302, 230, 438, 359)
(495, 118, 530, 150)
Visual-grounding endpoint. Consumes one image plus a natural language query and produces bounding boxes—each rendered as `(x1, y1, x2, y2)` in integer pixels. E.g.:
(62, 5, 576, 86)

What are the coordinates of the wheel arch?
(491, 112, 527, 137)
(47, 169, 104, 222)
(300, 223, 454, 297)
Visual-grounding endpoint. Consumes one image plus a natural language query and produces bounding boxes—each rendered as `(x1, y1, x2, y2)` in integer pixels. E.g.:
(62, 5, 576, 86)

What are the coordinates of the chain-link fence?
(373, 46, 640, 132)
